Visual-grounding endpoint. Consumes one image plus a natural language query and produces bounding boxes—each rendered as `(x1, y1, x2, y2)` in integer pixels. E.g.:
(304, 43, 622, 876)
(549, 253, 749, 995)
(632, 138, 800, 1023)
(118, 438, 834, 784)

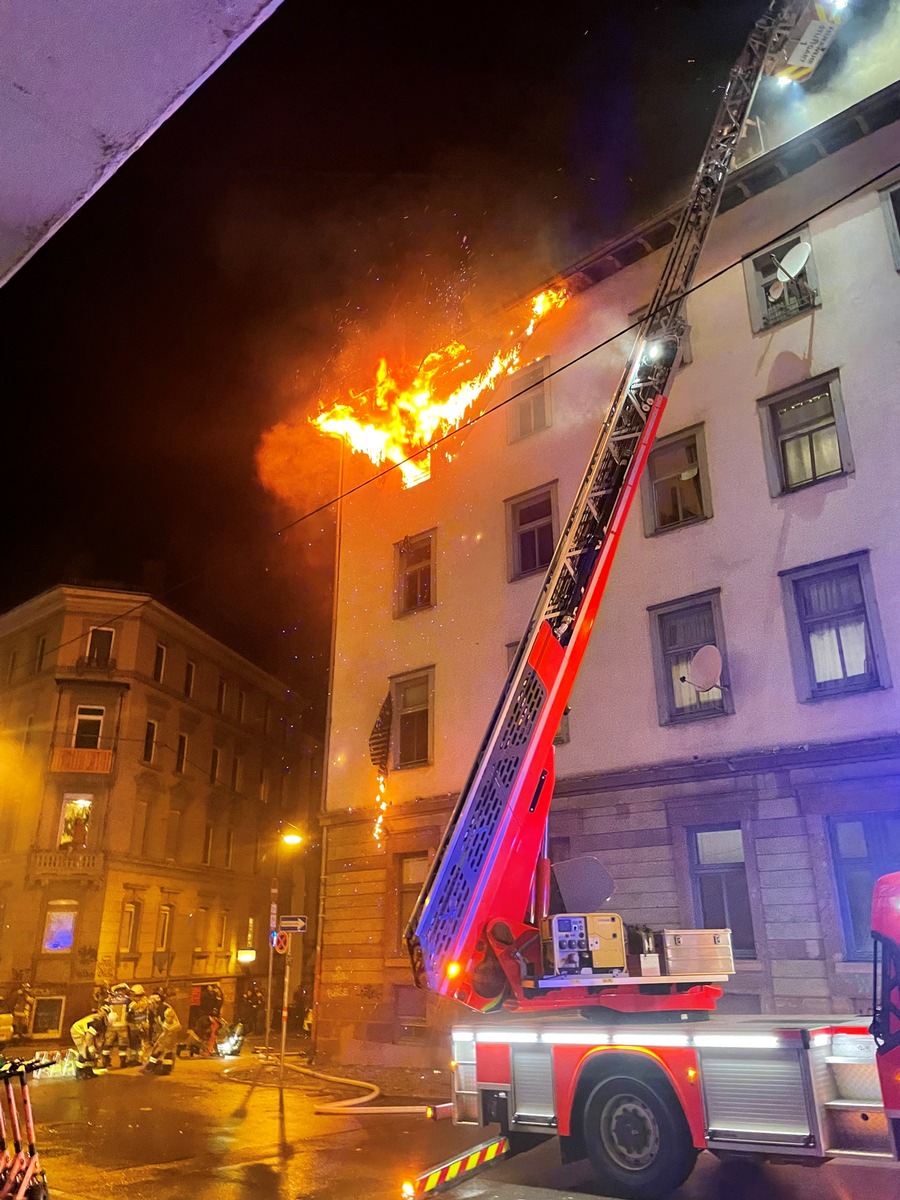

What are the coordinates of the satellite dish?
(680, 644, 722, 692)
(768, 241, 811, 302)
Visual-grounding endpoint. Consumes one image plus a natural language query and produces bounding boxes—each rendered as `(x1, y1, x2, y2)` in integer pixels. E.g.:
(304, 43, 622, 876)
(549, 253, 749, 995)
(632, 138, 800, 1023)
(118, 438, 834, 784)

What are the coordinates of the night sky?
(0, 0, 782, 731)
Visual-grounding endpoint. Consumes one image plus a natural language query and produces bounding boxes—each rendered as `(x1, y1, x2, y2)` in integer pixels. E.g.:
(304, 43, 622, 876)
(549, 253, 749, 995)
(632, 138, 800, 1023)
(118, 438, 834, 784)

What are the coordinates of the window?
(216, 911, 228, 951)
(398, 852, 429, 949)
(641, 425, 712, 534)
(780, 552, 890, 701)
(23, 715, 34, 751)
(58, 794, 92, 850)
(175, 733, 187, 775)
(152, 643, 166, 683)
(5, 651, 16, 685)
(155, 905, 173, 952)
(829, 815, 900, 959)
(648, 590, 733, 725)
(259, 766, 269, 804)
(165, 805, 182, 860)
(506, 483, 557, 580)
(216, 678, 226, 714)
(202, 824, 213, 866)
(230, 754, 242, 792)
(142, 720, 157, 764)
(87, 627, 114, 667)
(395, 531, 435, 616)
(237, 690, 246, 723)
(184, 660, 195, 698)
(33, 635, 46, 674)
(506, 642, 569, 744)
(194, 907, 209, 952)
(757, 372, 852, 496)
(209, 747, 220, 786)
(391, 670, 432, 769)
(225, 829, 235, 868)
(880, 182, 900, 270)
(119, 901, 140, 954)
(73, 705, 104, 749)
(43, 901, 77, 953)
(743, 229, 820, 332)
(508, 359, 550, 442)
(689, 826, 755, 959)
(394, 984, 427, 1042)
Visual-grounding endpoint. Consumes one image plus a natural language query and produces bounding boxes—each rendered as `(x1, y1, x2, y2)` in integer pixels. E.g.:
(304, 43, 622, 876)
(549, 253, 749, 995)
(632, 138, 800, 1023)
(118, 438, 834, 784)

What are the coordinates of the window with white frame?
(641, 424, 712, 534)
(155, 904, 173, 952)
(86, 627, 114, 667)
(119, 901, 140, 954)
(648, 590, 733, 725)
(391, 669, 433, 769)
(780, 552, 890, 701)
(43, 901, 77, 953)
(506, 483, 557, 580)
(142, 720, 157, 764)
(506, 641, 569, 744)
(395, 531, 435, 617)
(184, 660, 195, 698)
(175, 733, 187, 775)
(58, 794, 92, 850)
(881, 182, 900, 270)
(757, 372, 852, 495)
(508, 358, 551, 443)
(152, 643, 166, 683)
(73, 706, 104, 749)
(743, 228, 820, 332)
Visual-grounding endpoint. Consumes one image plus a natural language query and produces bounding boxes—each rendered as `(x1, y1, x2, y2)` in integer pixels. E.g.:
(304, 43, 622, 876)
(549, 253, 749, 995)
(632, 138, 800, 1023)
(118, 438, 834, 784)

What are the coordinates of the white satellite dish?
(768, 241, 811, 301)
(680, 644, 722, 692)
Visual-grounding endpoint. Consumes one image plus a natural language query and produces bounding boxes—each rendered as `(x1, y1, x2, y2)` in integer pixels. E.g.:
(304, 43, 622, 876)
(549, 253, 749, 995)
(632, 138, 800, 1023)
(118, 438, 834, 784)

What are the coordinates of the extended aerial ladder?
(405, 0, 828, 1018)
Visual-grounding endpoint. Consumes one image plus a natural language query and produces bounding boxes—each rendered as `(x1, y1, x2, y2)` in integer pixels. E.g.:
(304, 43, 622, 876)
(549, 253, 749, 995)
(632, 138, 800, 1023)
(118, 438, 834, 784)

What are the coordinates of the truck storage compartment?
(820, 1032, 893, 1156)
(659, 929, 734, 975)
(697, 1044, 816, 1149)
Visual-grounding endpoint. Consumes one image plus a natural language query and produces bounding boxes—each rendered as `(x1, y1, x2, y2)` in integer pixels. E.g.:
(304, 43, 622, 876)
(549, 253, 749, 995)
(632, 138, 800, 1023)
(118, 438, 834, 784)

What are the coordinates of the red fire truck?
(401, 2, 900, 1196)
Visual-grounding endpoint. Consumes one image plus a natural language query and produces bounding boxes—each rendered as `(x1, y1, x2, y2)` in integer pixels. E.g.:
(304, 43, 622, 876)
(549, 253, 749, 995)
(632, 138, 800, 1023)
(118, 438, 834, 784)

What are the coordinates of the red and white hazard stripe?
(402, 1136, 510, 1197)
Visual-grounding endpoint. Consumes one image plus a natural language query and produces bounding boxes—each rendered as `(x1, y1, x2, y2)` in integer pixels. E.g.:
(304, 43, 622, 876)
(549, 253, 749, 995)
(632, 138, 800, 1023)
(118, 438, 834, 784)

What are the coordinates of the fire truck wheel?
(583, 1074, 697, 1200)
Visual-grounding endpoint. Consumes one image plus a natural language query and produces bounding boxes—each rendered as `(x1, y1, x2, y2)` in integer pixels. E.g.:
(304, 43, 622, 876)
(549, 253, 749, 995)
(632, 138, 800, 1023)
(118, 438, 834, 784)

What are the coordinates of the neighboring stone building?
(315, 79, 900, 1070)
(0, 584, 320, 1037)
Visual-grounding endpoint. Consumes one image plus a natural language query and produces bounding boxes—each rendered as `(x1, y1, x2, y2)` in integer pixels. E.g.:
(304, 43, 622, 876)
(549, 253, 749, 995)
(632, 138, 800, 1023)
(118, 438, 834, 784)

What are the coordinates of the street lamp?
(263, 822, 304, 1059)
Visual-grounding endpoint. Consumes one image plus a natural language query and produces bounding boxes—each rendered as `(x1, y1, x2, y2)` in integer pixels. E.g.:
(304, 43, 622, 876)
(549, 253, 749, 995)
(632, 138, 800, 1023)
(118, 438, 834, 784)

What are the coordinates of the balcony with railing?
(50, 745, 114, 773)
(28, 849, 106, 884)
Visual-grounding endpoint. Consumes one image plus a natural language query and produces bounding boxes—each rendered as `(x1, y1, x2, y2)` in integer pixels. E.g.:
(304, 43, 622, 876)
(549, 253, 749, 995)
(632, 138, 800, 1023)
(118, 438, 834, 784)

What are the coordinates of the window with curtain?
(649, 593, 731, 724)
(829, 814, 900, 959)
(643, 426, 712, 533)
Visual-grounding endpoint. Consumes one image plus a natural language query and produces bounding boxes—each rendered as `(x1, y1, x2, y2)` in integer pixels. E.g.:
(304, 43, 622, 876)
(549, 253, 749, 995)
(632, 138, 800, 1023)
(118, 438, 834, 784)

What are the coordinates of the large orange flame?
(311, 287, 568, 487)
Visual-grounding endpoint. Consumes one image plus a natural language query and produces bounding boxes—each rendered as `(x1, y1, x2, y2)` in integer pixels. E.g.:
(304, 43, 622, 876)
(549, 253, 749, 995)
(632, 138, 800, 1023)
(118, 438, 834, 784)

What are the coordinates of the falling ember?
(373, 772, 388, 847)
(312, 287, 568, 487)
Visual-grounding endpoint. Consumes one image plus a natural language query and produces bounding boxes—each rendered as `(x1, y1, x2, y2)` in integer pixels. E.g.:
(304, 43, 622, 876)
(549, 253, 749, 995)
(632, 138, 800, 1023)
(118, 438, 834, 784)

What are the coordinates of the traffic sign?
(273, 931, 289, 955)
(279, 914, 307, 933)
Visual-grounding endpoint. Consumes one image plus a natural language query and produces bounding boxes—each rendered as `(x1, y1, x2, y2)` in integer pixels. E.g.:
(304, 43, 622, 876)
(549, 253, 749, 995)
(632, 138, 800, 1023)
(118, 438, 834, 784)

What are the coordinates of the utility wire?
(6, 155, 900, 682)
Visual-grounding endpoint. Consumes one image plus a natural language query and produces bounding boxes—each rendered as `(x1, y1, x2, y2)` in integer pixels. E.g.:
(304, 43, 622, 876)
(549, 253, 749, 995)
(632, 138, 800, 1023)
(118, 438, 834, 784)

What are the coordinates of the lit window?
(184, 660, 195, 698)
(642, 425, 712, 534)
(175, 733, 187, 775)
(152, 643, 166, 683)
(119, 901, 140, 954)
(391, 670, 432, 769)
(34, 635, 46, 674)
(398, 852, 429, 950)
(58, 794, 92, 850)
(155, 905, 173, 952)
(43, 902, 77, 953)
(743, 229, 819, 332)
(395, 531, 436, 617)
(780, 552, 890, 701)
(506, 484, 557, 580)
(73, 706, 104, 750)
(508, 359, 550, 443)
(648, 591, 733, 725)
(689, 826, 755, 958)
(758, 372, 852, 495)
(86, 627, 114, 668)
(142, 720, 157, 764)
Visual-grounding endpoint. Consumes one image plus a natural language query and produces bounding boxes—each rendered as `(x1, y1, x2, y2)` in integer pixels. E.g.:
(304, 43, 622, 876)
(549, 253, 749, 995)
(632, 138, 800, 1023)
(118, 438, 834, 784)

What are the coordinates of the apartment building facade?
(0, 585, 320, 1037)
(316, 83, 900, 1068)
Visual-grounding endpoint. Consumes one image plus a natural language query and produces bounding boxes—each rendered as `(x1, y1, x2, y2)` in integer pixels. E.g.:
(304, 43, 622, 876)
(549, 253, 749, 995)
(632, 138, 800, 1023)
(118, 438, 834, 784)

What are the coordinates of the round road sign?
(274, 931, 289, 955)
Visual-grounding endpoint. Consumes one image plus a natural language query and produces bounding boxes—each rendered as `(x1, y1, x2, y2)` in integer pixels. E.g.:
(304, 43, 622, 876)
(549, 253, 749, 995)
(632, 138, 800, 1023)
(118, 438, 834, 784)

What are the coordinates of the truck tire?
(582, 1073, 697, 1200)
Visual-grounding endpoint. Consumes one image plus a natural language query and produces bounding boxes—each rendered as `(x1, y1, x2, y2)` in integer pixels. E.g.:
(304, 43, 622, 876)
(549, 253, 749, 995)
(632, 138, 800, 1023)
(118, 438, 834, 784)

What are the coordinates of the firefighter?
(70, 1010, 107, 1076)
(241, 981, 265, 1035)
(101, 985, 131, 1069)
(126, 984, 152, 1065)
(143, 994, 182, 1075)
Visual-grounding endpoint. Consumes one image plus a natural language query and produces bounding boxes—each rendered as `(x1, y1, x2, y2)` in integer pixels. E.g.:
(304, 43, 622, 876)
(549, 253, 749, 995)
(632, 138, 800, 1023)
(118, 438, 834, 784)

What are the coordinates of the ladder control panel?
(541, 913, 627, 976)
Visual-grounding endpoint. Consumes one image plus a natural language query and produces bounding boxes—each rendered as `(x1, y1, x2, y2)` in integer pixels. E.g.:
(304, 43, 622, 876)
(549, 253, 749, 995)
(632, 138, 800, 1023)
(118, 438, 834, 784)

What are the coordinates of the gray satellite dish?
(680, 644, 722, 692)
(768, 241, 811, 302)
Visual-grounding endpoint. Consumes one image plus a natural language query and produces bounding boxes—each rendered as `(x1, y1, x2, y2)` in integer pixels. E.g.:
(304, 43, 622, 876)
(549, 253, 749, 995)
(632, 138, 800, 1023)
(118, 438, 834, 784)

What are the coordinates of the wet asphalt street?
(27, 1055, 900, 1200)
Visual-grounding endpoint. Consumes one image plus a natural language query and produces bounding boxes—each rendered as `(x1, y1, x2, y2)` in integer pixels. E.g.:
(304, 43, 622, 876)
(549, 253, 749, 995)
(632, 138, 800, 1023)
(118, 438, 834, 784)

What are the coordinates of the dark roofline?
(563, 78, 900, 292)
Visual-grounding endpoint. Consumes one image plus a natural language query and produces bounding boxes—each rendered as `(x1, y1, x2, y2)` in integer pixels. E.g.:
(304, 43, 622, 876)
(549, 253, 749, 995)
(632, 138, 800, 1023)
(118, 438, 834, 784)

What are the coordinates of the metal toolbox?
(659, 928, 734, 975)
